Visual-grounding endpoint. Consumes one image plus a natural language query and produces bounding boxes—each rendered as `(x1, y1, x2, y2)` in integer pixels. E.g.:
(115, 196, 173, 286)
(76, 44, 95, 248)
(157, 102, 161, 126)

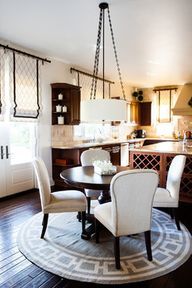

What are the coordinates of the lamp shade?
(81, 99, 127, 122)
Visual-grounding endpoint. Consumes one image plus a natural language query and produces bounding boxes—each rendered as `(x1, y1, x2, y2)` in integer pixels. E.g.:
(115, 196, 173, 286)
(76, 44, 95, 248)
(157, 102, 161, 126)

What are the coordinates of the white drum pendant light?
(81, 2, 127, 122)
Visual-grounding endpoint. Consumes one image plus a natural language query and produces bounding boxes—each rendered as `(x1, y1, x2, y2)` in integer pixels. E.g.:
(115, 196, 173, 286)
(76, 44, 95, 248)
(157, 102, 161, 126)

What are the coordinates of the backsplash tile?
(51, 125, 74, 146)
(178, 116, 192, 136)
(52, 123, 135, 146)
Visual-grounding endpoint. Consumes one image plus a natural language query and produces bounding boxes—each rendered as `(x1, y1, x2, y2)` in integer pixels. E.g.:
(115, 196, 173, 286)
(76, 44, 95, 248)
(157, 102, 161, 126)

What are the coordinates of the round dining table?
(60, 165, 130, 203)
(60, 165, 130, 239)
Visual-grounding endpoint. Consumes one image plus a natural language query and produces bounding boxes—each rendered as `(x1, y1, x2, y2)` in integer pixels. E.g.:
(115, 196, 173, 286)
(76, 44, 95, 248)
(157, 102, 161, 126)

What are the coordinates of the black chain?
(107, 7, 126, 100)
(90, 5, 126, 100)
(90, 9, 103, 99)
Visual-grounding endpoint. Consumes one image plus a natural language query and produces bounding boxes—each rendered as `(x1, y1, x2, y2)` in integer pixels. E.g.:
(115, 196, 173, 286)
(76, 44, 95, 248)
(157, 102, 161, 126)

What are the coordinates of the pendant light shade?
(81, 2, 127, 122)
(81, 99, 127, 122)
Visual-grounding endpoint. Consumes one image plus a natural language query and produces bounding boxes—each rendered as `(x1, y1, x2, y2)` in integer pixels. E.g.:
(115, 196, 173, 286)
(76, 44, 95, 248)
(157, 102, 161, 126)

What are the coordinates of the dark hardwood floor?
(0, 190, 191, 288)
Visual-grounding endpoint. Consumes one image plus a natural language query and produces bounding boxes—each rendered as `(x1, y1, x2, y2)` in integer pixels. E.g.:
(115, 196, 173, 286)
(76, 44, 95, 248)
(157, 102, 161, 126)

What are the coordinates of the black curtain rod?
(153, 87, 177, 92)
(70, 67, 114, 84)
(0, 43, 51, 63)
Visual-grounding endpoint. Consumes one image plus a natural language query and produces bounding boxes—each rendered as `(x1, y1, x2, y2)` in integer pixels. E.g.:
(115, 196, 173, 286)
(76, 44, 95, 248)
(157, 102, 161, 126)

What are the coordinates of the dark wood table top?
(60, 165, 130, 190)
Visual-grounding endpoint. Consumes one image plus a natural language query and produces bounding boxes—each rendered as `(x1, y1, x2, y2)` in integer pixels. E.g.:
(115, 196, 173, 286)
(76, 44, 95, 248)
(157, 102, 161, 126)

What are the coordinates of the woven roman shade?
(0, 47, 43, 120)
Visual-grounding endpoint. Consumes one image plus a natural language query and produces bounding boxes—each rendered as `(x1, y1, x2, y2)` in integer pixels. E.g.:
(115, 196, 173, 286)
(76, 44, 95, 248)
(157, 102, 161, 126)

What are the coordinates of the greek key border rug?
(17, 209, 192, 285)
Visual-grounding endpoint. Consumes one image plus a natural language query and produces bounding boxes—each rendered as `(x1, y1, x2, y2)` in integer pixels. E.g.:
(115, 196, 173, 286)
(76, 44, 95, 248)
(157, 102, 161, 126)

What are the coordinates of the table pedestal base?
(81, 223, 95, 240)
(98, 190, 111, 204)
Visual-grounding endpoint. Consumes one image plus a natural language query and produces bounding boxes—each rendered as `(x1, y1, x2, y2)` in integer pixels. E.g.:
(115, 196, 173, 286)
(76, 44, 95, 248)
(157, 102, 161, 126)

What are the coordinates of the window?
(0, 46, 42, 120)
(0, 46, 41, 166)
(10, 122, 37, 165)
(154, 88, 177, 123)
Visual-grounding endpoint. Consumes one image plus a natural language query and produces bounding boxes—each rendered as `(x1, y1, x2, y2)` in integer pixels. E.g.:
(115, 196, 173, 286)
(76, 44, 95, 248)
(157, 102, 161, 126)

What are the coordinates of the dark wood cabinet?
(51, 83, 81, 125)
(102, 144, 121, 166)
(143, 139, 162, 146)
(52, 144, 121, 189)
(143, 139, 178, 146)
(138, 102, 151, 126)
(129, 150, 192, 203)
(52, 148, 82, 189)
(130, 101, 151, 126)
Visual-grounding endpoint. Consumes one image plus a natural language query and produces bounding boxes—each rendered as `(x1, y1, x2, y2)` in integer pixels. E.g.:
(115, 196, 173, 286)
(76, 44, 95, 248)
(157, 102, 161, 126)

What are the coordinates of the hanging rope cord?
(90, 6, 126, 100)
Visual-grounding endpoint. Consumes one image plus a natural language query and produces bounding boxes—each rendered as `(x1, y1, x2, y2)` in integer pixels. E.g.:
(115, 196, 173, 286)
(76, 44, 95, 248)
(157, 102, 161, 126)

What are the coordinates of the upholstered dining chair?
(153, 154, 186, 230)
(33, 157, 87, 239)
(94, 169, 159, 269)
(80, 149, 110, 213)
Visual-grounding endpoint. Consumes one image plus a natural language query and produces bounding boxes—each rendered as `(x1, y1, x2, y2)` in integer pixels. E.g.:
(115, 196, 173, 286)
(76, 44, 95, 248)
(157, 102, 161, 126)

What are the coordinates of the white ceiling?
(0, 0, 192, 88)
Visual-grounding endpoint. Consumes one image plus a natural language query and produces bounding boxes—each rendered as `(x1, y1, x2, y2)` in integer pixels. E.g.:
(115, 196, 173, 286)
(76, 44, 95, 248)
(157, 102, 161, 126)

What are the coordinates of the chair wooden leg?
(77, 211, 81, 222)
(169, 208, 174, 219)
(95, 218, 100, 243)
(172, 208, 181, 230)
(114, 237, 120, 269)
(87, 197, 91, 214)
(81, 211, 86, 234)
(144, 230, 152, 261)
(41, 214, 49, 239)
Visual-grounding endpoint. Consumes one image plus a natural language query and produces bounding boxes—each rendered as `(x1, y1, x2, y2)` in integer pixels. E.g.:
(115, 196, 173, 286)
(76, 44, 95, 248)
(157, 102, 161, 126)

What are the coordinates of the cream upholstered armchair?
(80, 149, 110, 213)
(94, 169, 159, 269)
(33, 158, 87, 239)
(153, 154, 186, 230)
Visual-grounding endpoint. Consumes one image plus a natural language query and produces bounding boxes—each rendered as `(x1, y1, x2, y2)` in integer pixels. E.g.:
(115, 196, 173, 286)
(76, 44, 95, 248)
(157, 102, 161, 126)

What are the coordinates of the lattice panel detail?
(131, 152, 192, 203)
(133, 154, 160, 170)
(181, 177, 192, 196)
(166, 155, 192, 200)
(166, 156, 174, 171)
(183, 157, 192, 174)
(166, 155, 192, 174)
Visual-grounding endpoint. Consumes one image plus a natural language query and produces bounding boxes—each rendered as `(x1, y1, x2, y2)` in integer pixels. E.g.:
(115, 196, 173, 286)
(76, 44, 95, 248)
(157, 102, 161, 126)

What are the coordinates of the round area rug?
(17, 209, 192, 285)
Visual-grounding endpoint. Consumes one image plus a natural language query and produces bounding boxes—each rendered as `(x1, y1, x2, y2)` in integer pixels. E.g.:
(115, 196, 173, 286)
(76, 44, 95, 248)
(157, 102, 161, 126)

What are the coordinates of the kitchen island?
(52, 138, 144, 189)
(129, 141, 192, 203)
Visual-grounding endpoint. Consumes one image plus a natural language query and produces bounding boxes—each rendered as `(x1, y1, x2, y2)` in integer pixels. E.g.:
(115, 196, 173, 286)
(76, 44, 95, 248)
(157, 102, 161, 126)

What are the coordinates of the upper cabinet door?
(138, 102, 152, 126)
(70, 88, 81, 125)
(128, 101, 151, 126)
(129, 102, 139, 124)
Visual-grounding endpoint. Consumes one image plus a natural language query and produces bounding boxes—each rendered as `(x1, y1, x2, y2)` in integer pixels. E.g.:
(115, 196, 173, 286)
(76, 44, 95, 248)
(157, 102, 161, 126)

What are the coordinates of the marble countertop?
(52, 138, 145, 149)
(130, 141, 192, 155)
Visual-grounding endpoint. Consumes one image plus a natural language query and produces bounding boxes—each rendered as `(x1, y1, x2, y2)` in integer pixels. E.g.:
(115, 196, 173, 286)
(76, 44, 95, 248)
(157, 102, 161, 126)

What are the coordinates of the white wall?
(39, 60, 75, 183)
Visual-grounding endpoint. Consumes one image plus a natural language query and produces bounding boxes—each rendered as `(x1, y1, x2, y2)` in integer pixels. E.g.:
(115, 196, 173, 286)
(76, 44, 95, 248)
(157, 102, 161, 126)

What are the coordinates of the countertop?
(130, 141, 192, 155)
(52, 138, 145, 149)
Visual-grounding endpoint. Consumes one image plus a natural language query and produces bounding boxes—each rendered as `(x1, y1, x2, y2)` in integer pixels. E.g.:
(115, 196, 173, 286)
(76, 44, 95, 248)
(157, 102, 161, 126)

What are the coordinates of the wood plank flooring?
(0, 190, 191, 288)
